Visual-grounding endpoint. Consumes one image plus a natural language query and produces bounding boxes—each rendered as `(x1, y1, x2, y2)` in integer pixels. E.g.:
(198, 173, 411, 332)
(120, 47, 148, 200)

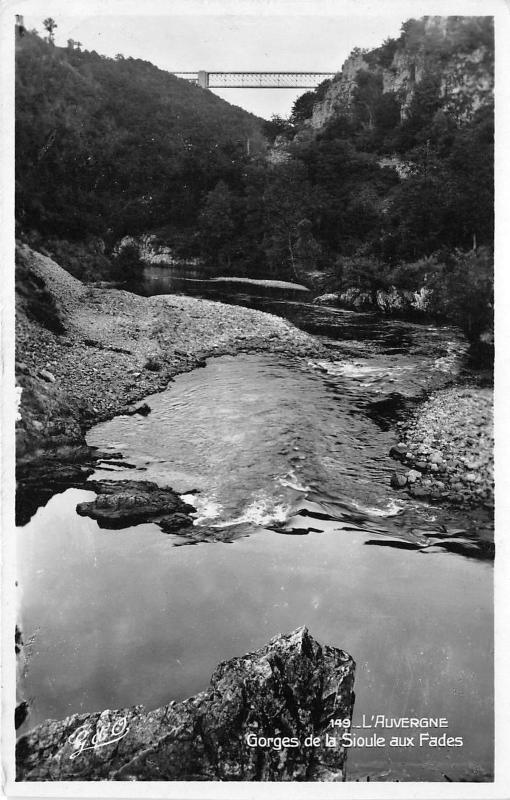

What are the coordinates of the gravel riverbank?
(15, 245, 324, 464)
(389, 385, 493, 508)
(16, 245, 493, 513)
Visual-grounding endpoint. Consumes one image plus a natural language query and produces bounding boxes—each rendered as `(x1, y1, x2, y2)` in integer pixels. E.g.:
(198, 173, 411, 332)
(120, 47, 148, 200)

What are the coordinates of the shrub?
(335, 254, 387, 291)
(144, 355, 162, 371)
(428, 247, 493, 340)
(386, 254, 444, 290)
(112, 243, 145, 283)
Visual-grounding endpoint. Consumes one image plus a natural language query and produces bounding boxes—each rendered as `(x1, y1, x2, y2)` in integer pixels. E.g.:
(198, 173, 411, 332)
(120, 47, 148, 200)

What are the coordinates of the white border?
(2, 0, 509, 797)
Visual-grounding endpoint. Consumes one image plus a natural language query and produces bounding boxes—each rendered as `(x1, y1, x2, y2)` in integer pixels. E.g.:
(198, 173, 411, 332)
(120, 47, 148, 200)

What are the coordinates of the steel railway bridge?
(172, 71, 335, 89)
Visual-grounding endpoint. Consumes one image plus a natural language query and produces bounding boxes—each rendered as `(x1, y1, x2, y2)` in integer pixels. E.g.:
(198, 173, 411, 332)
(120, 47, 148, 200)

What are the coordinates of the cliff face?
(310, 16, 493, 129)
(311, 51, 370, 128)
(435, 46, 493, 119)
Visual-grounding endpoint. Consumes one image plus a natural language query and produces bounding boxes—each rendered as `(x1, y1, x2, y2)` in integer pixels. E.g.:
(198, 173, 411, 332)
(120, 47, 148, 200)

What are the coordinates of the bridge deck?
(172, 71, 336, 89)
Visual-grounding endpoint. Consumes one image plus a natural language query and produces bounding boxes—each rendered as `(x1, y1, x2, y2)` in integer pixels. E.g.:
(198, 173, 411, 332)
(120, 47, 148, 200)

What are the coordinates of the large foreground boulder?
(16, 627, 355, 781)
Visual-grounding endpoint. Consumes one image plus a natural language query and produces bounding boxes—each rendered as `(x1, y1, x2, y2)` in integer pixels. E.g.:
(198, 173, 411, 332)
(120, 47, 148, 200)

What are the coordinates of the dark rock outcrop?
(16, 450, 95, 526)
(338, 288, 375, 311)
(313, 287, 434, 317)
(16, 627, 356, 782)
(76, 480, 195, 530)
(158, 512, 194, 533)
(319, 286, 432, 315)
(15, 701, 30, 731)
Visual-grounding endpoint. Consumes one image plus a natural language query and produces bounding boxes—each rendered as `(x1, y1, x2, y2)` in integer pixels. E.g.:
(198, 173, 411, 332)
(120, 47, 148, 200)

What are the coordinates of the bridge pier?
(198, 71, 209, 89)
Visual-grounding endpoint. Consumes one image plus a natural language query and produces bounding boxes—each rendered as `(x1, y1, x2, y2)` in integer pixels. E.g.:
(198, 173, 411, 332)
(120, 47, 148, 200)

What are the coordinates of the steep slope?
(251, 16, 493, 344)
(15, 32, 264, 245)
(309, 16, 493, 131)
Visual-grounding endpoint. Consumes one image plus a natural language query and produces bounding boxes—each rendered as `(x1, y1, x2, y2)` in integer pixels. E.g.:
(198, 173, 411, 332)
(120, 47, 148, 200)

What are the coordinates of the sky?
(16, 6, 409, 119)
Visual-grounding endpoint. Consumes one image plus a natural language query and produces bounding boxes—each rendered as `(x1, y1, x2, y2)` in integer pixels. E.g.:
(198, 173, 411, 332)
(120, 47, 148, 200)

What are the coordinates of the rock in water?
(16, 627, 355, 781)
(76, 480, 195, 529)
(159, 512, 194, 533)
(313, 293, 340, 306)
(390, 471, 407, 488)
(123, 402, 151, 416)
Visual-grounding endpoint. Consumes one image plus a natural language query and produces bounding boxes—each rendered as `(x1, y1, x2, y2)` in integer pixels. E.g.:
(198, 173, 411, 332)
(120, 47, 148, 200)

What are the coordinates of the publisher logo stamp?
(68, 717, 129, 759)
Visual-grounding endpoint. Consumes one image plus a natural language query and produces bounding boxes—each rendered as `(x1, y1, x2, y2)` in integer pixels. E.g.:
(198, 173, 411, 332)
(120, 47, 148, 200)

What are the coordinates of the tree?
(262, 161, 314, 278)
(262, 115, 294, 144)
(111, 243, 145, 283)
(352, 70, 383, 130)
(43, 18, 57, 44)
(335, 253, 386, 290)
(371, 92, 401, 150)
(198, 180, 235, 267)
(394, 73, 442, 152)
(375, 37, 398, 68)
(382, 171, 453, 260)
(291, 92, 316, 125)
(235, 162, 268, 274)
(294, 218, 323, 272)
(427, 248, 493, 341)
(15, 29, 263, 243)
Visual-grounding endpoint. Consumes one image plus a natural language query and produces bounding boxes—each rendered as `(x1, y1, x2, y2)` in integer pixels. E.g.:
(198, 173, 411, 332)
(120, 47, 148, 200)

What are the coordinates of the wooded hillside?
(16, 31, 264, 247)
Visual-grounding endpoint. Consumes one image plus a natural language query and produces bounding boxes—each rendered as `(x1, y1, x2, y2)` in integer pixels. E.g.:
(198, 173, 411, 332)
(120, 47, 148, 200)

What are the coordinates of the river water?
(17, 269, 493, 781)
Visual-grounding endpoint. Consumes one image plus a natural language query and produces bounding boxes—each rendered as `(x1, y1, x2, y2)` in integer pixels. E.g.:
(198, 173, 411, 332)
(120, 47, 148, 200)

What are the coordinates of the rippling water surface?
(17, 289, 493, 781)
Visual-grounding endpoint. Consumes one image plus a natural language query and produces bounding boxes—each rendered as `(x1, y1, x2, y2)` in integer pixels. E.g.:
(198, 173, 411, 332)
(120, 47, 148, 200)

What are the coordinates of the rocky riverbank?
(314, 286, 431, 316)
(389, 386, 493, 508)
(16, 627, 355, 782)
(16, 244, 323, 466)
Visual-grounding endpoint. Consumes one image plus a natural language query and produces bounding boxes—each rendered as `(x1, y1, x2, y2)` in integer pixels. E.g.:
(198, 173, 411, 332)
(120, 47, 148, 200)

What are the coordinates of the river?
(16, 267, 493, 781)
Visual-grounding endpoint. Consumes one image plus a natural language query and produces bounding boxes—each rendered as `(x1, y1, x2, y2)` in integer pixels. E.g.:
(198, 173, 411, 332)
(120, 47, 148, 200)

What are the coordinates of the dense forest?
(15, 17, 494, 341)
(15, 29, 264, 265)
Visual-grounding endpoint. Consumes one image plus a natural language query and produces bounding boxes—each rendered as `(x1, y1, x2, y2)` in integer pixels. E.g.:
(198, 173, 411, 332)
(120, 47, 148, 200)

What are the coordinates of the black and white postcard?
(1, 0, 509, 796)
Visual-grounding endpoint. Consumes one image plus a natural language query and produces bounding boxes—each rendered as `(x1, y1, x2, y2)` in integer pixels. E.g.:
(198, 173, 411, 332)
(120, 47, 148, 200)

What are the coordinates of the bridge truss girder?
(172, 71, 335, 89)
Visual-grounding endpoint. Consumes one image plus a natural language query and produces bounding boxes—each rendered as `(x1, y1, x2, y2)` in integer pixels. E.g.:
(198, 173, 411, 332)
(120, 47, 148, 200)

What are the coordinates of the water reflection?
(17, 494, 493, 780)
(17, 272, 493, 780)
